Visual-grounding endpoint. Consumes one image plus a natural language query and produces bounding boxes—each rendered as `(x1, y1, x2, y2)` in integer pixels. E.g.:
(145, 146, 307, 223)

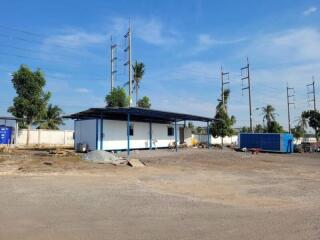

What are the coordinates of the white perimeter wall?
(17, 129, 74, 146)
(102, 120, 177, 150)
(75, 119, 96, 150)
(193, 134, 238, 145)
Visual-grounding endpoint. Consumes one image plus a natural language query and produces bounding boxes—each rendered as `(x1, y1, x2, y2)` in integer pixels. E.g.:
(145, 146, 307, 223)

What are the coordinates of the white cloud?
(44, 29, 105, 48)
(169, 61, 220, 83)
(75, 88, 90, 93)
(242, 27, 320, 64)
(193, 33, 246, 53)
(303, 6, 317, 16)
(111, 17, 180, 46)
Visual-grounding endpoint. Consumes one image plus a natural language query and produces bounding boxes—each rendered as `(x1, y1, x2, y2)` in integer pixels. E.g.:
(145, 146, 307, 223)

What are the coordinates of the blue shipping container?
(239, 133, 294, 153)
(0, 125, 12, 144)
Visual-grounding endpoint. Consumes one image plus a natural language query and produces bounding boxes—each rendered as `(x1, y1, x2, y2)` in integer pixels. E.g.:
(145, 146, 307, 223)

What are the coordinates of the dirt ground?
(0, 148, 319, 240)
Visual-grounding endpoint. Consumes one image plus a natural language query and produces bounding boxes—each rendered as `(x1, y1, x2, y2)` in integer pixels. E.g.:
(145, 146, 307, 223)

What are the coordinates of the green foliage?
(105, 87, 129, 107)
(137, 96, 151, 109)
(8, 65, 51, 128)
(132, 61, 145, 105)
(261, 104, 284, 133)
(240, 126, 251, 133)
(36, 104, 64, 130)
(254, 124, 264, 133)
(267, 121, 285, 133)
(291, 125, 305, 139)
(196, 126, 205, 134)
(302, 110, 320, 140)
(211, 89, 236, 138)
(187, 122, 195, 134)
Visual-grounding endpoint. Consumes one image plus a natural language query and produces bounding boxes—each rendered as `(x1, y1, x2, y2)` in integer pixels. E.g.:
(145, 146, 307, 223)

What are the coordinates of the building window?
(168, 126, 174, 136)
(129, 124, 134, 136)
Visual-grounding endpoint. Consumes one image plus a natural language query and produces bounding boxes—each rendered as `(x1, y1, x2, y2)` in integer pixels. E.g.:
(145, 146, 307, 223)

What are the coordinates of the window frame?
(167, 126, 174, 136)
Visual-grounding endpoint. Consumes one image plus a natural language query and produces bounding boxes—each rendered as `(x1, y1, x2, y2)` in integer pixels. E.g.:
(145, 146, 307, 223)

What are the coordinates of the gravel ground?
(0, 148, 319, 239)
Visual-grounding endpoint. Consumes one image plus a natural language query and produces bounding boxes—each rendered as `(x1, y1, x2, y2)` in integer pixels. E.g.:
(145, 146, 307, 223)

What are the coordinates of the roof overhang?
(64, 107, 214, 123)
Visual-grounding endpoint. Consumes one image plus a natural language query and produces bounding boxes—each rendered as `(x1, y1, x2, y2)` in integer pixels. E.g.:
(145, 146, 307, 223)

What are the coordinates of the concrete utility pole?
(286, 83, 295, 134)
(307, 76, 317, 111)
(110, 36, 117, 92)
(241, 57, 253, 132)
(124, 22, 132, 106)
(220, 66, 230, 108)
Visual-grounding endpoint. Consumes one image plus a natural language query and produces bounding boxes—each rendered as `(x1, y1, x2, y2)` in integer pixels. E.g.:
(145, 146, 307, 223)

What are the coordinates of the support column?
(149, 122, 152, 150)
(100, 117, 103, 150)
(127, 113, 130, 156)
(207, 121, 210, 148)
(175, 119, 178, 152)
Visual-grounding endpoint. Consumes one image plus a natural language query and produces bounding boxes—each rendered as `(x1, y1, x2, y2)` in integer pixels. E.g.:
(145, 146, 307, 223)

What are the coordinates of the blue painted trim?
(174, 120, 178, 152)
(127, 113, 130, 156)
(95, 119, 99, 150)
(149, 122, 152, 150)
(74, 120, 77, 150)
(100, 118, 103, 150)
(207, 121, 210, 148)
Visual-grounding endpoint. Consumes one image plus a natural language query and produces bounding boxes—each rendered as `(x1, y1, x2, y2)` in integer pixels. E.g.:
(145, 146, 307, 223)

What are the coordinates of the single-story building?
(65, 107, 214, 154)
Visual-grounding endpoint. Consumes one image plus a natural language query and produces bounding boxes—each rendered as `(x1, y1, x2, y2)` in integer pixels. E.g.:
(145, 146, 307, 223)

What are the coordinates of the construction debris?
(127, 158, 145, 168)
(48, 148, 75, 156)
(82, 150, 126, 165)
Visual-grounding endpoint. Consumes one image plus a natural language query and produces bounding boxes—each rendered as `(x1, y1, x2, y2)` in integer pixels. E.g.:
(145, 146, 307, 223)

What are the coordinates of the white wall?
(75, 119, 96, 150)
(101, 120, 178, 151)
(193, 134, 238, 145)
(17, 129, 74, 146)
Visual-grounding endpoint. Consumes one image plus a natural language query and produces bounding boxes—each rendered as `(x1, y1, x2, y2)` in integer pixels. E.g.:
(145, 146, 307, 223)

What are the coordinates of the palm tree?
(217, 89, 230, 113)
(297, 114, 308, 131)
(37, 104, 64, 130)
(262, 105, 276, 130)
(132, 61, 145, 106)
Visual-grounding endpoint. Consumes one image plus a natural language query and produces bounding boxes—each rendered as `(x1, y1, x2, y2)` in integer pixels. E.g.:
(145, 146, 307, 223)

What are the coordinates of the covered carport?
(65, 107, 214, 155)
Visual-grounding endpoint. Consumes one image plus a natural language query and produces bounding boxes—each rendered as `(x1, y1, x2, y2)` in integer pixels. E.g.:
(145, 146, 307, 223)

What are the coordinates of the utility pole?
(286, 83, 295, 134)
(220, 66, 230, 148)
(124, 21, 132, 107)
(241, 57, 253, 132)
(220, 65, 230, 108)
(307, 76, 317, 111)
(110, 36, 117, 92)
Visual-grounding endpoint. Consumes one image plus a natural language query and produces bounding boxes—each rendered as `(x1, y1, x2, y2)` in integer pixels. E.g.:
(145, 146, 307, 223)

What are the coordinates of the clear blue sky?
(0, 0, 319, 130)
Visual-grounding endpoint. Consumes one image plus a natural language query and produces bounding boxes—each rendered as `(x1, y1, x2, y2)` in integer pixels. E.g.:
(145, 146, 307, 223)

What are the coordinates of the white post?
(38, 129, 41, 145)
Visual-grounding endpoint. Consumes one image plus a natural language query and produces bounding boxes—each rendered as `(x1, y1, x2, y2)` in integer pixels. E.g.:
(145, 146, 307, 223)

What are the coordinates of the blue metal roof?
(64, 107, 214, 123)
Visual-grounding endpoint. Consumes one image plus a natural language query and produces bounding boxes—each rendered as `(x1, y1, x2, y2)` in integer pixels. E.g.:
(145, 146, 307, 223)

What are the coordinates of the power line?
(110, 36, 117, 91)
(123, 21, 133, 106)
(286, 83, 295, 133)
(220, 65, 230, 107)
(241, 57, 253, 132)
(306, 76, 317, 111)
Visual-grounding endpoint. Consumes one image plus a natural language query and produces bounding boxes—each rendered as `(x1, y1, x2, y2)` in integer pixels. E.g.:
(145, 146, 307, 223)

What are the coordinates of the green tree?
(105, 87, 129, 107)
(187, 122, 195, 134)
(291, 125, 305, 139)
(8, 65, 51, 145)
(137, 96, 151, 109)
(261, 105, 284, 133)
(211, 89, 236, 147)
(255, 124, 265, 133)
(298, 114, 308, 130)
(302, 110, 320, 141)
(196, 126, 205, 134)
(262, 105, 276, 130)
(240, 126, 251, 133)
(268, 121, 285, 133)
(132, 61, 145, 106)
(37, 104, 64, 130)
